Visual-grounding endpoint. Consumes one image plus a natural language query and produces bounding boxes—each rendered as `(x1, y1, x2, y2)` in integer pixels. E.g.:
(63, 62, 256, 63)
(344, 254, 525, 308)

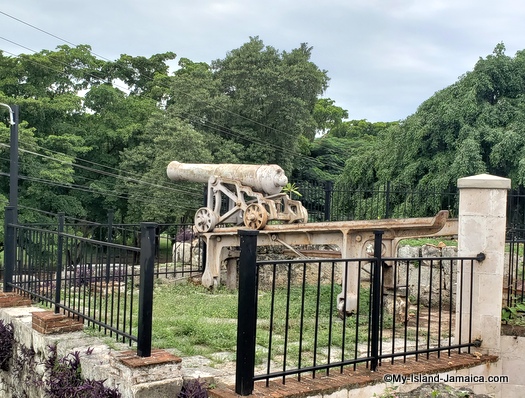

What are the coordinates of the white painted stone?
(457, 173, 511, 190)
(456, 174, 508, 357)
(323, 388, 349, 398)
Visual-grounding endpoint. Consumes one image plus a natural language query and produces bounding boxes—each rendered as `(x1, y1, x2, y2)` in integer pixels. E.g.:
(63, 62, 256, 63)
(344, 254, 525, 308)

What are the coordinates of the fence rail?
(3, 207, 158, 356)
(504, 228, 525, 308)
(297, 181, 460, 222)
(235, 230, 483, 395)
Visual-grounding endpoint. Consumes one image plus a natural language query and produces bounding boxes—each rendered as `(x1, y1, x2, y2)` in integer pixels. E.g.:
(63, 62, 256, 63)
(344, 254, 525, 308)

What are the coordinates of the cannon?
(167, 161, 308, 232)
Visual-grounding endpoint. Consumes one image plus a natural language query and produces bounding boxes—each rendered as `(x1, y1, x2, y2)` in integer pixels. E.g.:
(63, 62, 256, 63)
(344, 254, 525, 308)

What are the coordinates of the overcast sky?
(1, 0, 524, 122)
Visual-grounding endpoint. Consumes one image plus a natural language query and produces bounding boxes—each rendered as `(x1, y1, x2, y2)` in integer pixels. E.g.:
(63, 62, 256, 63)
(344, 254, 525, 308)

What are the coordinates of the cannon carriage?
(166, 161, 308, 232)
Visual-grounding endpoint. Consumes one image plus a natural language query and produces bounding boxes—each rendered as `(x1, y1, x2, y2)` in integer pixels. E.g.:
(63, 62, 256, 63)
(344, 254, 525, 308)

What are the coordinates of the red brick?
(208, 353, 498, 398)
(116, 349, 182, 368)
(0, 292, 31, 308)
(32, 311, 83, 334)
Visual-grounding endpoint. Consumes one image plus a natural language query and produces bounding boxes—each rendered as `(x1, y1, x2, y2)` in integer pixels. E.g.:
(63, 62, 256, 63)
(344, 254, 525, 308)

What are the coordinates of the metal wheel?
(194, 207, 218, 233)
(243, 203, 268, 230)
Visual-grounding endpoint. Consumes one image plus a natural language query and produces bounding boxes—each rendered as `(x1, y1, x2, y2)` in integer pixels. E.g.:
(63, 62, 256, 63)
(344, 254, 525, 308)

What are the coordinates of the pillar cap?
(457, 173, 511, 189)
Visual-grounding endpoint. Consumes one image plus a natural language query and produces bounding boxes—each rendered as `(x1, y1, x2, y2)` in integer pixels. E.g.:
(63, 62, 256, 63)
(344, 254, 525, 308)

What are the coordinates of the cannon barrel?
(166, 161, 288, 195)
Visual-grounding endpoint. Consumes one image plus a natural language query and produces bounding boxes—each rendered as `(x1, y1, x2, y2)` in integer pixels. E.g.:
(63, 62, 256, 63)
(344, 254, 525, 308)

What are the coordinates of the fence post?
(324, 181, 333, 221)
(235, 229, 259, 396)
(456, 174, 510, 355)
(3, 206, 16, 292)
(54, 213, 65, 314)
(370, 230, 383, 371)
(201, 186, 208, 273)
(384, 181, 391, 219)
(137, 222, 157, 357)
(9, 105, 19, 213)
(105, 210, 114, 283)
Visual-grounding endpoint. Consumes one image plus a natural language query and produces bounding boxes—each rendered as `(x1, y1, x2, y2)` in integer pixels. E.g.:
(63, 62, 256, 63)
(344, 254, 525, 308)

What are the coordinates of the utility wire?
(0, 11, 328, 150)
(0, 143, 202, 196)
(0, 42, 325, 173)
(0, 11, 110, 61)
(0, 171, 199, 214)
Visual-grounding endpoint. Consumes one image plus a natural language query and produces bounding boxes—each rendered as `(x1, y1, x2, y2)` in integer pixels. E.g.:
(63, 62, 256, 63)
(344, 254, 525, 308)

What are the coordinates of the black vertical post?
(9, 105, 19, 214)
(201, 185, 208, 272)
(384, 181, 391, 219)
(105, 210, 114, 283)
(370, 230, 383, 371)
(137, 222, 157, 357)
(324, 181, 333, 221)
(3, 206, 16, 292)
(235, 229, 259, 396)
(54, 213, 65, 314)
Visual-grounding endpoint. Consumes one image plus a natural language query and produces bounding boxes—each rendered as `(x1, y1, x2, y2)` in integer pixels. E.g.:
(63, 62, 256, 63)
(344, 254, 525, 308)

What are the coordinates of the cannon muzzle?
(166, 161, 288, 195)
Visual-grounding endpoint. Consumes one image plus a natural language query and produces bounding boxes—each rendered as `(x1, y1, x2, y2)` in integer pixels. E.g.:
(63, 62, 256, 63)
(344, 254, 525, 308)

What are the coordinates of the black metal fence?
(105, 221, 204, 279)
(3, 211, 203, 280)
(504, 228, 525, 308)
(297, 181, 459, 222)
(2, 207, 203, 357)
(235, 230, 483, 395)
(502, 190, 525, 309)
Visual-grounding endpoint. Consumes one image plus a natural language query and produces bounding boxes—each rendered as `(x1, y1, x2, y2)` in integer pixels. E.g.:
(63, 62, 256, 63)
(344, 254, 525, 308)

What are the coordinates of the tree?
(336, 43, 525, 216)
(217, 38, 329, 170)
(118, 111, 215, 222)
(313, 98, 348, 137)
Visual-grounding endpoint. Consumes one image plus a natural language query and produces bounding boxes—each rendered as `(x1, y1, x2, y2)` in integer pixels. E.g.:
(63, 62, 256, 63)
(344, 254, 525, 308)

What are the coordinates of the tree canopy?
(0, 38, 331, 224)
(328, 43, 525, 216)
(330, 43, 524, 190)
(2, 40, 525, 227)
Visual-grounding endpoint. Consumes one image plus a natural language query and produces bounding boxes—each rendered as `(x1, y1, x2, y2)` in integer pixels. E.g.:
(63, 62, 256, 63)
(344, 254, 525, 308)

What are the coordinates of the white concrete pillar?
(456, 173, 510, 355)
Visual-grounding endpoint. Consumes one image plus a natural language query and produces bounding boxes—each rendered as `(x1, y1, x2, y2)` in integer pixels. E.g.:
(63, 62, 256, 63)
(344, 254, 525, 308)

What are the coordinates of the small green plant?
(282, 182, 302, 198)
(502, 300, 525, 325)
(398, 237, 457, 247)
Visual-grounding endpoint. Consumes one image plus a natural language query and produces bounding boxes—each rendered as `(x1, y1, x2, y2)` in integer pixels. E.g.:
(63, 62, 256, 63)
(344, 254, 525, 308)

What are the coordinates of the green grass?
(398, 237, 457, 247)
(151, 283, 239, 356)
(53, 279, 436, 370)
(147, 282, 376, 368)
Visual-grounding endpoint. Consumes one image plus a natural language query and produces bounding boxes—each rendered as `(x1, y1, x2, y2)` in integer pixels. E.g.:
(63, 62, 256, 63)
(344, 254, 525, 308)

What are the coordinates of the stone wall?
(0, 301, 184, 398)
(397, 243, 458, 308)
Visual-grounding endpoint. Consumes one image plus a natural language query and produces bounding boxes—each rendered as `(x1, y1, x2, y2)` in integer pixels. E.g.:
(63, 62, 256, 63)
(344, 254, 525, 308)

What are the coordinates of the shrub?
(43, 345, 121, 398)
(0, 319, 14, 371)
(178, 378, 208, 398)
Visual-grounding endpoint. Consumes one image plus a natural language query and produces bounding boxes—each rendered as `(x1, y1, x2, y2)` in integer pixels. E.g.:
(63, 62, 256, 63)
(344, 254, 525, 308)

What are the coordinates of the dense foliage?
(43, 345, 121, 398)
(340, 43, 525, 190)
(1, 40, 525, 229)
(0, 38, 329, 226)
(333, 43, 525, 217)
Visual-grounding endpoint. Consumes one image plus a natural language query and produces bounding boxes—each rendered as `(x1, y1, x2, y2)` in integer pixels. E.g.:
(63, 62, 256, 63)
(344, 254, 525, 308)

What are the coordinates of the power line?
(0, 41, 324, 170)
(0, 143, 203, 196)
(0, 10, 112, 62)
(0, 171, 199, 214)
(0, 11, 328, 150)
